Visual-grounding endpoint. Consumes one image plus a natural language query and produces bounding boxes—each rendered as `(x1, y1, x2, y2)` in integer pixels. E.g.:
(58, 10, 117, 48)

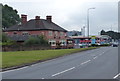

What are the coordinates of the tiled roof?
(4, 19, 67, 32)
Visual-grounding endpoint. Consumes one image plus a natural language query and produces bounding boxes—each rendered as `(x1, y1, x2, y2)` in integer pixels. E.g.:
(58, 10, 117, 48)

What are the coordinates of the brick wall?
(5, 30, 67, 40)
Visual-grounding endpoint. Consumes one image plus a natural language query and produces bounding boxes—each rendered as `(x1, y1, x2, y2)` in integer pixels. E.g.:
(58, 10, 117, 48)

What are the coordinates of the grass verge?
(2, 47, 97, 69)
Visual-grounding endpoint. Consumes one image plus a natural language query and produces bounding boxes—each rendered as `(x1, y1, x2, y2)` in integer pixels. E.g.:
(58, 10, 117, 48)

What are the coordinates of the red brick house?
(4, 14, 68, 48)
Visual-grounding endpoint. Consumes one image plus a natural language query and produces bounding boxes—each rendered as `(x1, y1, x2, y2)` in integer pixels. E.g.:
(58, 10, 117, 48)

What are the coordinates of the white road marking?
(113, 73, 120, 79)
(93, 56, 98, 59)
(99, 52, 105, 56)
(81, 60, 91, 65)
(100, 53, 102, 55)
(41, 78, 45, 79)
(2, 66, 29, 73)
(52, 67, 75, 77)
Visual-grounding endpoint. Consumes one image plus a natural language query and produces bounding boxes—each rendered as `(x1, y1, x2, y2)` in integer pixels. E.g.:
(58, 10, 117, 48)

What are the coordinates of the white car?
(96, 43, 101, 45)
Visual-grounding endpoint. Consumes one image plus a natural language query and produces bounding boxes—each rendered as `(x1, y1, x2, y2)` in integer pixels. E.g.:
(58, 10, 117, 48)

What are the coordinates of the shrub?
(2, 33, 16, 45)
(100, 44, 110, 46)
(24, 35, 49, 46)
(2, 33, 9, 42)
(91, 44, 98, 47)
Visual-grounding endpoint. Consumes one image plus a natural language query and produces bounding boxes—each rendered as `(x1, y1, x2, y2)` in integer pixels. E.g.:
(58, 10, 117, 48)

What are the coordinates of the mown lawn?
(2, 47, 97, 68)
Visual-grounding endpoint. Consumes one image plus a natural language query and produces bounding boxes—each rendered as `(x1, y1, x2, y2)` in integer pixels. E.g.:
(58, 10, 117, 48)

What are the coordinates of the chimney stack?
(35, 16, 40, 20)
(21, 14, 27, 25)
(46, 16, 52, 22)
(35, 16, 40, 27)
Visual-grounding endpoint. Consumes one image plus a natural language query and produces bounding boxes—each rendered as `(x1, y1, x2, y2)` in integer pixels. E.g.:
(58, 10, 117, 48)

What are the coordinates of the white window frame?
(59, 40, 66, 46)
(49, 39, 56, 46)
(55, 31, 58, 36)
(49, 31, 53, 36)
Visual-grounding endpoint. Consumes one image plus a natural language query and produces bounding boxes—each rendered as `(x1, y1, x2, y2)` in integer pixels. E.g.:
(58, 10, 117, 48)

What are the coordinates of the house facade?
(3, 14, 67, 48)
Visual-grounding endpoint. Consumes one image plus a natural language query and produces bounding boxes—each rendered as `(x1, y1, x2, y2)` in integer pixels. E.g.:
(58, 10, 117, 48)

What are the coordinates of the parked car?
(112, 42, 118, 47)
(96, 43, 101, 46)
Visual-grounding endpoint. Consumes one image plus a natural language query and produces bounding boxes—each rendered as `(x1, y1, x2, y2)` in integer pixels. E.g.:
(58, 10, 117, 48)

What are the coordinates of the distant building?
(81, 26, 85, 37)
(3, 14, 67, 48)
(69, 35, 111, 48)
(67, 31, 82, 36)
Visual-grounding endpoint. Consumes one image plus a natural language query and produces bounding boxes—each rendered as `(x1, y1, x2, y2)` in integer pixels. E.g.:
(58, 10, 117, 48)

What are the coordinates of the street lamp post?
(87, 7, 95, 37)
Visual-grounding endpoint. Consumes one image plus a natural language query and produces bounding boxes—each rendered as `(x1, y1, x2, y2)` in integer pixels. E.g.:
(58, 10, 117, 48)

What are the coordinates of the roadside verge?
(2, 47, 98, 71)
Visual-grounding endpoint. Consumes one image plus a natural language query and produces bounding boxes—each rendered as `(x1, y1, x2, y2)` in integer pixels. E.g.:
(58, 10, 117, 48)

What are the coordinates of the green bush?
(91, 44, 98, 47)
(2, 40, 15, 45)
(91, 43, 110, 47)
(2, 33, 16, 45)
(100, 44, 110, 46)
(24, 35, 49, 46)
(2, 33, 9, 42)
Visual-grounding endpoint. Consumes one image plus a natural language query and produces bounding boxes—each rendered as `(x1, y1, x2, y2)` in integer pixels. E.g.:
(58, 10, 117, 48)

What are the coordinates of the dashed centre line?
(99, 52, 105, 56)
(52, 59, 92, 77)
(81, 60, 91, 65)
(113, 73, 120, 79)
(93, 56, 98, 59)
(52, 67, 75, 77)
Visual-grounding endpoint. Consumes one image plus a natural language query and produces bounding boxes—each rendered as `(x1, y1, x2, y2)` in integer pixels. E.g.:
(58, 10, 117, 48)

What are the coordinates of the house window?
(60, 32, 64, 36)
(67, 41, 73, 44)
(55, 31, 58, 36)
(22, 32, 29, 35)
(49, 31, 53, 36)
(41, 32, 44, 35)
(59, 40, 66, 46)
(64, 33, 67, 37)
(13, 32, 17, 35)
(49, 39, 56, 46)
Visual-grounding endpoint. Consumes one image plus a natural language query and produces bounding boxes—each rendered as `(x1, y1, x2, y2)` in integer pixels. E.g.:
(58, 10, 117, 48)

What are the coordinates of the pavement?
(2, 47, 118, 79)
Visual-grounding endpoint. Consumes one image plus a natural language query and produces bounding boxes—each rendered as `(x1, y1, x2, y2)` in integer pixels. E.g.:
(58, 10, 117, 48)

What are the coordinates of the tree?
(2, 33, 8, 42)
(100, 30, 120, 40)
(2, 4, 20, 28)
(100, 30, 106, 35)
(72, 33, 78, 36)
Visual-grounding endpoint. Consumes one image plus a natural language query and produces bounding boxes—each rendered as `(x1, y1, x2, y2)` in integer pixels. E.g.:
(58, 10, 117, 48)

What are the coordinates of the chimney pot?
(46, 16, 52, 22)
(35, 16, 40, 20)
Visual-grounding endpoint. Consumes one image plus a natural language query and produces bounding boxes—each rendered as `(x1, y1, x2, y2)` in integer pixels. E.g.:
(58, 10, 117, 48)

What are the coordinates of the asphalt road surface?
(2, 47, 118, 79)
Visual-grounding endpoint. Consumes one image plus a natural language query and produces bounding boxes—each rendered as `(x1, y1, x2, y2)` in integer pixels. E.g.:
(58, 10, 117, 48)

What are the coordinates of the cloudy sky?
(1, 0, 119, 35)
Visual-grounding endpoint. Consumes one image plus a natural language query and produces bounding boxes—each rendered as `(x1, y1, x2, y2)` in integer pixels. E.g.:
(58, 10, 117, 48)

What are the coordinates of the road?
(2, 47, 118, 79)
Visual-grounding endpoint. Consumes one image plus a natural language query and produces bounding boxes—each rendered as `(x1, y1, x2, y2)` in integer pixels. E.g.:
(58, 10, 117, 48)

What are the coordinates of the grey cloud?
(60, 2, 118, 35)
(2, 1, 118, 35)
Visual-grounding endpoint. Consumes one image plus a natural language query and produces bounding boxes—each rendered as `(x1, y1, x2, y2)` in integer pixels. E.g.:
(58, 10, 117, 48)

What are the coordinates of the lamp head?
(89, 7, 96, 10)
